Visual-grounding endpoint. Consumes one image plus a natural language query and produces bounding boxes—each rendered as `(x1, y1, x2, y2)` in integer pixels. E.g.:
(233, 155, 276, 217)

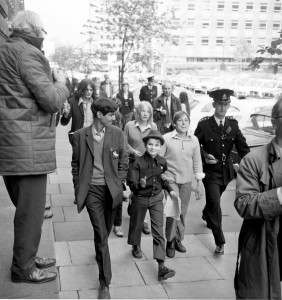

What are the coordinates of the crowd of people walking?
(2, 9, 282, 300)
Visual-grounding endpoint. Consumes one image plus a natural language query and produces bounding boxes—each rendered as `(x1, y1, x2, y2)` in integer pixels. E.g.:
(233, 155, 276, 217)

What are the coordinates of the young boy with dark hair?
(127, 129, 177, 281)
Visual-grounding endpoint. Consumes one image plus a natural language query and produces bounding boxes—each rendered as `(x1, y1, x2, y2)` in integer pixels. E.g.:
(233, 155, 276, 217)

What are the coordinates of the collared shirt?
(128, 151, 173, 197)
(160, 130, 205, 183)
(214, 116, 225, 127)
(92, 125, 105, 143)
(78, 97, 93, 127)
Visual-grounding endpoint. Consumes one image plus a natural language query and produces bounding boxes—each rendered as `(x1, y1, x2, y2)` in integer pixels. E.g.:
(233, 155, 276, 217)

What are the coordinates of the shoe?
(175, 240, 186, 253)
(158, 265, 175, 281)
(44, 209, 53, 219)
(214, 244, 224, 255)
(142, 222, 151, 234)
(113, 226, 124, 238)
(11, 267, 57, 284)
(132, 245, 142, 259)
(35, 257, 56, 269)
(98, 284, 111, 299)
(166, 240, 175, 258)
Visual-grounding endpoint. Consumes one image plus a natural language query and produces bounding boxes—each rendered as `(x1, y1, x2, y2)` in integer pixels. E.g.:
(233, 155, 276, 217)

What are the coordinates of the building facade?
(157, 0, 282, 72)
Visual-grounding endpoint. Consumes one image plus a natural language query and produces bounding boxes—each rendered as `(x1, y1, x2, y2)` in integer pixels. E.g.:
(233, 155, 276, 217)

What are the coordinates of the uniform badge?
(226, 126, 232, 134)
(111, 148, 119, 159)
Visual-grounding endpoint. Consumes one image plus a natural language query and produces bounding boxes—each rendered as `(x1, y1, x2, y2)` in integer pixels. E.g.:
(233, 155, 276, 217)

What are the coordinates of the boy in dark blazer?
(71, 98, 128, 299)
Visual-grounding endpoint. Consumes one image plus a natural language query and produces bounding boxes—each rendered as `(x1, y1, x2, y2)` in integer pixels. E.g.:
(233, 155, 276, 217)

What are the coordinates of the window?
(186, 36, 194, 46)
(188, 3, 195, 10)
(217, 20, 224, 28)
(259, 22, 266, 30)
(245, 21, 252, 29)
(187, 18, 194, 28)
(231, 20, 239, 29)
(274, 3, 281, 13)
(246, 2, 253, 11)
(232, 2, 239, 11)
(216, 37, 224, 45)
(273, 22, 281, 30)
(260, 3, 267, 12)
(202, 21, 210, 28)
(230, 37, 237, 46)
(217, 1, 224, 11)
(203, 0, 211, 11)
(201, 37, 209, 45)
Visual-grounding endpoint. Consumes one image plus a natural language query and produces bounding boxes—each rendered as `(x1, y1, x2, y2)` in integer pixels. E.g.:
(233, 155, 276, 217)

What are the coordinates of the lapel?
(85, 126, 94, 157)
(210, 116, 220, 135)
(103, 126, 112, 160)
(78, 102, 84, 117)
(268, 141, 280, 188)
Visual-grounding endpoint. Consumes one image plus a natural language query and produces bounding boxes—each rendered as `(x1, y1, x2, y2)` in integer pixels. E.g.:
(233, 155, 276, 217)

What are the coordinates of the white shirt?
(78, 97, 93, 128)
(214, 116, 225, 127)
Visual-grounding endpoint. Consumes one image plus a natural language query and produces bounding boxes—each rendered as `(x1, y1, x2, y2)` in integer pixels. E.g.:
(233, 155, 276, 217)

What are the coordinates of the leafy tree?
(248, 31, 282, 73)
(101, 0, 171, 89)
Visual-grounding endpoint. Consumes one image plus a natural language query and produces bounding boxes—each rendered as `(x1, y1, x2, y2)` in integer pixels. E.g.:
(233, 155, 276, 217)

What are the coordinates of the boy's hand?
(140, 176, 147, 188)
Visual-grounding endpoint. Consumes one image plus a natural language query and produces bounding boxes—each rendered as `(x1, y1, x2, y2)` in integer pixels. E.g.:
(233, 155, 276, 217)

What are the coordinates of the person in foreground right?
(234, 96, 282, 300)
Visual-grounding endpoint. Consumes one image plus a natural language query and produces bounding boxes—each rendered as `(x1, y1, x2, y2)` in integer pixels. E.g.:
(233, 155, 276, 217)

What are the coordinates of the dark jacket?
(116, 91, 134, 115)
(127, 152, 173, 198)
(194, 116, 250, 185)
(60, 96, 85, 133)
(71, 125, 128, 213)
(139, 85, 158, 104)
(0, 35, 69, 175)
(234, 141, 282, 300)
(153, 94, 181, 134)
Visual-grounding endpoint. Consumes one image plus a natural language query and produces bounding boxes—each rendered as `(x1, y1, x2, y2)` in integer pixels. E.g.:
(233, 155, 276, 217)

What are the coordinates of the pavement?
(0, 124, 242, 299)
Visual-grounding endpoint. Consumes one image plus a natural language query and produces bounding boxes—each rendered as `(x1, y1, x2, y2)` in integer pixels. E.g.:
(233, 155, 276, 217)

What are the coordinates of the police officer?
(139, 75, 158, 104)
(194, 88, 249, 255)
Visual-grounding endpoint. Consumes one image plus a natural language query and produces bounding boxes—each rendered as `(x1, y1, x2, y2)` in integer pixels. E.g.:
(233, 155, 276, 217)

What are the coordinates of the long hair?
(76, 79, 95, 99)
(135, 101, 154, 125)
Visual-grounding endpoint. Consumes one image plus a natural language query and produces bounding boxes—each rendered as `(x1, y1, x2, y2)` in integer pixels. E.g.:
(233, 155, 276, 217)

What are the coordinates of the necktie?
(165, 98, 170, 124)
(219, 120, 224, 133)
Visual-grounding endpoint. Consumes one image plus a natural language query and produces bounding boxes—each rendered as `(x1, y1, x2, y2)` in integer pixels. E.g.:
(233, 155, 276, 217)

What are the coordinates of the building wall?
(157, 0, 282, 70)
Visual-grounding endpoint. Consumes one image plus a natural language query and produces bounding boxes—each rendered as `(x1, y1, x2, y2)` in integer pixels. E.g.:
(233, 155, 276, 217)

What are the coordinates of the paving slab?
(163, 279, 235, 299)
(68, 240, 95, 265)
(53, 221, 93, 242)
(63, 206, 89, 221)
(206, 254, 237, 279)
(60, 183, 74, 194)
(52, 206, 65, 222)
(47, 183, 61, 195)
(136, 257, 222, 285)
(49, 174, 73, 184)
(55, 241, 72, 266)
(79, 284, 168, 299)
(59, 290, 79, 299)
(51, 194, 75, 207)
(196, 232, 238, 255)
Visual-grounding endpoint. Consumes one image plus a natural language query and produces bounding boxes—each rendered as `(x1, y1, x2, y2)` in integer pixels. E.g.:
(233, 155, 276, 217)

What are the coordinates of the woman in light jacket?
(161, 111, 204, 258)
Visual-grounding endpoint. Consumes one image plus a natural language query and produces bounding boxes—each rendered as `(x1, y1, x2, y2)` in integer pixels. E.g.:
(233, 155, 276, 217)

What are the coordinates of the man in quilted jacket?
(0, 11, 69, 283)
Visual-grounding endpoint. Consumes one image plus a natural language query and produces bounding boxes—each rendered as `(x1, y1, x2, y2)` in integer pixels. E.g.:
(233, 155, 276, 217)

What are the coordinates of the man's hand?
(204, 153, 218, 164)
(62, 101, 71, 116)
(160, 108, 167, 115)
(52, 68, 66, 83)
(134, 149, 143, 157)
(233, 163, 239, 173)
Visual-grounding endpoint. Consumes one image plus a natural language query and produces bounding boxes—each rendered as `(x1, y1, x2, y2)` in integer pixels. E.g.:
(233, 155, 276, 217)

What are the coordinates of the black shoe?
(142, 222, 150, 234)
(214, 244, 224, 255)
(11, 267, 57, 284)
(35, 257, 56, 269)
(158, 265, 175, 281)
(132, 245, 142, 259)
(98, 284, 111, 299)
(166, 240, 175, 258)
(175, 240, 186, 253)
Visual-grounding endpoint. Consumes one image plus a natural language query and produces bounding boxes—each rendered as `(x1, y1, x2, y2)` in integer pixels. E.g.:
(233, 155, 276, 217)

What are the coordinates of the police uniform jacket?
(194, 116, 249, 185)
(139, 85, 158, 103)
